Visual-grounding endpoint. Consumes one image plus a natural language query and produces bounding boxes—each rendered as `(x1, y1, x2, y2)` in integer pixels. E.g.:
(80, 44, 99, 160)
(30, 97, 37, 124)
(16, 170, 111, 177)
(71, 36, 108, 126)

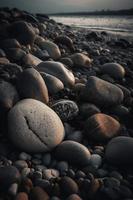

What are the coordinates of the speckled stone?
(51, 100, 79, 121)
(70, 53, 92, 67)
(8, 99, 65, 152)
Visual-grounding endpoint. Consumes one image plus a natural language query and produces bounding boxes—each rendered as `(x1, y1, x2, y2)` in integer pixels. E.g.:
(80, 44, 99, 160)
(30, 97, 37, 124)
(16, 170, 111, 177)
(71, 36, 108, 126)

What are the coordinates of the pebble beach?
(0, 7, 133, 200)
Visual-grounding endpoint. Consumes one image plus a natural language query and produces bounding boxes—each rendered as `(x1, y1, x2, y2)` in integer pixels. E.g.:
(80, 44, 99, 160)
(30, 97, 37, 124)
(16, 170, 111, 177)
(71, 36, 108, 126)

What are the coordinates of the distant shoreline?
(49, 8, 133, 16)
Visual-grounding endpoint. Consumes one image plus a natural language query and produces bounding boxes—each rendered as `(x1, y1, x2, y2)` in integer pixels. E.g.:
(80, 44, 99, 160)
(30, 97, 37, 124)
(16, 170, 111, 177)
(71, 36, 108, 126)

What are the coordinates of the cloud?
(0, 0, 133, 13)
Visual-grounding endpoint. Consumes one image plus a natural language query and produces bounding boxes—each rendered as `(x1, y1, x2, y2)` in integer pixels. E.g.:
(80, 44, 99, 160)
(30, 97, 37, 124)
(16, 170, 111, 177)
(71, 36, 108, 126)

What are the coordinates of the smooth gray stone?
(55, 141, 91, 166)
(8, 99, 65, 153)
(36, 61, 75, 87)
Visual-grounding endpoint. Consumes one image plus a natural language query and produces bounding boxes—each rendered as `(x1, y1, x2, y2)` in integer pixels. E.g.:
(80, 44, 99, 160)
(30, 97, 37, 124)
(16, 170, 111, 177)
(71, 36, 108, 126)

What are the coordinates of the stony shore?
(0, 7, 133, 200)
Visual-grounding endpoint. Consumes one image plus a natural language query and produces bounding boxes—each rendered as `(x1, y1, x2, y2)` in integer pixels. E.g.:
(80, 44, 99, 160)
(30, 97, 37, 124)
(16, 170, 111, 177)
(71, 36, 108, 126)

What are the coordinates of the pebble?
(17, 68, 49, 104)
(82, 76, 124, 107)
(14, 160, 28, 171)
(105, 136, 133, 165)
(84, 113, 121, 143)
(70, 53, 92, 67)
(55, 35, 74, 51)
(52, 100, 79, 121)
(8, 99, 65, 152)
(90, 154, 102, 169)
(8, 183, 18, 196)
(8, 20, 36, 45)
(55, 140, 91, 166)
(66, 194, 82, 200)
(19, 152, 32, 160)
(39, 40, 61, 60)
(37, 61, 75, 87)
(100, 62, 125, 79)
(15, 192, 29, 200)
(0, 80, 19, 112)
(22, 53, 42, 67)
(30, 186, 49, 200)
(79, 103, 101, 119)
(42, 169, 59, 180)
(41, 72, 64, 94)
(42, 153, 51, 166)
(0, 166, 20, 191)
(59, 176, 79, 197)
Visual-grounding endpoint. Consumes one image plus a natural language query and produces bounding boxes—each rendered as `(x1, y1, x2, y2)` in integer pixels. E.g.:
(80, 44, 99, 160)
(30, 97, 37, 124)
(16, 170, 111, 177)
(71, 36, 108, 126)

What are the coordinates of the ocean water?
(51, 15, 133, 38)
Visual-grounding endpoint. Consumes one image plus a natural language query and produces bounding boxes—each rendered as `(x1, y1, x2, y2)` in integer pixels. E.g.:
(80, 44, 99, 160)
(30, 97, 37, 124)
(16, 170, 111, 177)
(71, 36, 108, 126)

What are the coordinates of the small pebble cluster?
(0, 7, 133, 200)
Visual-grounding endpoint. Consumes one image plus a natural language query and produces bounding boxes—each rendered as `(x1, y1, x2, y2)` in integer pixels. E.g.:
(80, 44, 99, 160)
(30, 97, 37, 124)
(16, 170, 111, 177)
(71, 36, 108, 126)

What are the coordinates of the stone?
(0, 166, 20, 191)
(19, 152, 31, 160)
(51, 100, 79, 121)
(70, 53, 92, 67)
(39, 40, 61, 60)
(56, 161, 69, 173)
(84, 113, 121, 143)
(105, 136, 133, 165)
(8, 99, 65, 153)
(15, 192, 29, 200)
(55, 36, 74, 51)
(41, 72, 64, 94)
(8, 183, 18, 196)
(17, 68, 49, 104)
(8, 21, 36, 45)
(90, 154, 102, 169)
(14, 160, 28, 171)
(0, 57, 10, 64)
(82, 76, 124, 107)
(67, 131, 83, 143)
(0, 80, 19, 112)
(60, 57, 73, 67)
(60, 176, 79, 197)
(42, 169, 59, 180)
(100, 63, 125, 79)
(22, 53, 42, 67)
(30, 186, 49, 200)
(37, 61, 75, 87)
(5, 48, 26, 62)
(66, 194, 82, 200)
(0, 39, 21, 49)
(55, 141, 91, 166)
(42, 153, 51, 166)
(79, 103, 101, 119)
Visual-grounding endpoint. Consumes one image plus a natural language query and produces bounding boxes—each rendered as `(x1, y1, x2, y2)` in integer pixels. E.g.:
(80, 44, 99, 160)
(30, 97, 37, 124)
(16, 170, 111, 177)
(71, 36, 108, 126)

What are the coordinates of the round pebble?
(8, 99, 65, 152)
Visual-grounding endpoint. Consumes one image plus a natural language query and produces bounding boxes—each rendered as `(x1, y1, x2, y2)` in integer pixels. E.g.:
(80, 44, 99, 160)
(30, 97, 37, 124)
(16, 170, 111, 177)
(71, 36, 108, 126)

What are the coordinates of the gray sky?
(0, 0, 133, 13)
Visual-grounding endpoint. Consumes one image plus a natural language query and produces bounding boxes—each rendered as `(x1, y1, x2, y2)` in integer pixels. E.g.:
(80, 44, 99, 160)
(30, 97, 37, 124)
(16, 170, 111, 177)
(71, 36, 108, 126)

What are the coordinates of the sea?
(51, 15, 133, 39)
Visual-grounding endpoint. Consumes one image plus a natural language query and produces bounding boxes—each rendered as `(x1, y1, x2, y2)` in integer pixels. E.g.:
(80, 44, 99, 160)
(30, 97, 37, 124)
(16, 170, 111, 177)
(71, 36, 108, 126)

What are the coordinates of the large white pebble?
(8, 99, 65, 153)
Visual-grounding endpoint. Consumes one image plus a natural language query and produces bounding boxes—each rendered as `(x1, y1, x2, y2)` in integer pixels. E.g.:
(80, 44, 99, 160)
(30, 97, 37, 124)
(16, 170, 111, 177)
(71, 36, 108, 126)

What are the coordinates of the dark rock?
(30, 186, 49, 200)
(84, 113, 121, 143)
(0, 166, 20, 192)
(8, 21, 36, 45)
(55, 141, 91, 166)
(105, 136, 133, 165)
(17, 68, 49, 104)
(59, 176, 79, 197)
(81, 76, 124, 107)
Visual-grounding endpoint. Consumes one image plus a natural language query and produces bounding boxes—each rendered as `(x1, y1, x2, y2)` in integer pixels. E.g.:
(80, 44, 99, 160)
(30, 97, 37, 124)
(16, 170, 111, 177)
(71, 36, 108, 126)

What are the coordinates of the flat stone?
(105, 136, 133, 165)
(55, 141, 91, 166)
(39, 40, 61, 60)
(70, 53, 92, 67)
(8, 99, 65, 153)
(17, 68, 49, 104)
(82, 76, 124, 107)
(100, 62, 125, 79)
(41, 72, 64, 94)
(37, 61, 75, 87)
(84, 113, 121, 143)
(8, 21, 36, 45)
(0, 166, 20, 191)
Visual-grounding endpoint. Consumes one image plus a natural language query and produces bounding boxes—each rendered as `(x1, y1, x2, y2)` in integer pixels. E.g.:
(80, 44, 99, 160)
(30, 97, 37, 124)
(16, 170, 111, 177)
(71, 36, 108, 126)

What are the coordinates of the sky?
(0, 0, 133, 13)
